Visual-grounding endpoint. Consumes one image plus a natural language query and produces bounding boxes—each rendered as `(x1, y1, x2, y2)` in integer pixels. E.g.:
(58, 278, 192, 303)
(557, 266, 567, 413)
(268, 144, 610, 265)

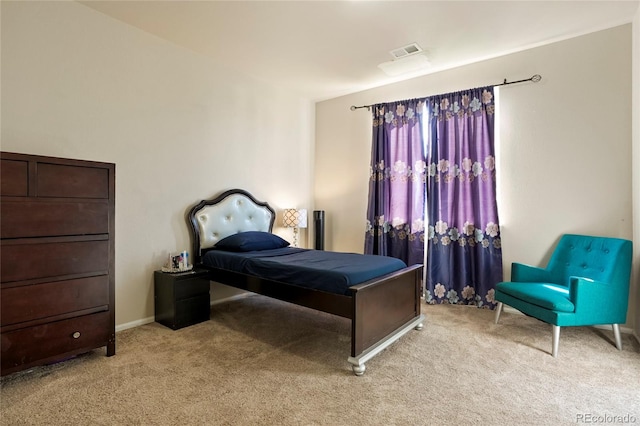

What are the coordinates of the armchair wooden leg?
(552, 325, 560, 357)
(612, 324, 623, 351)
(494, 302, 503, 324)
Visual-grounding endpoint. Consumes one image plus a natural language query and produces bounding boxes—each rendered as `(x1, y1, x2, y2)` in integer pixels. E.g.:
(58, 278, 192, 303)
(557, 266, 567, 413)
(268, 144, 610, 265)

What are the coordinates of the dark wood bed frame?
(187, 189, 424, 375)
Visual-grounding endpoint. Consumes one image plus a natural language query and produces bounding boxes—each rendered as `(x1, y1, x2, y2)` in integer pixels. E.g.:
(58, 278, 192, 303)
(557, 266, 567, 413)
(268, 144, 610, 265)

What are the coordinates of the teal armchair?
(494, 234, 632, 357)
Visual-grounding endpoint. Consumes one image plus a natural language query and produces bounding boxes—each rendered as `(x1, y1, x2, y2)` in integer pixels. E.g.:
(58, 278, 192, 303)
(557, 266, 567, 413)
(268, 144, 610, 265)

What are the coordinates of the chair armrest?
(511, 262, 551, 282)
(569, 276, 614, 314)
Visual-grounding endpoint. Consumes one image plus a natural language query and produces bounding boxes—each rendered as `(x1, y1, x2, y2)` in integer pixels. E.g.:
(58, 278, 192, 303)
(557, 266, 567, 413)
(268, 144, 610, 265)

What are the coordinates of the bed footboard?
(348, 264, 424, 376)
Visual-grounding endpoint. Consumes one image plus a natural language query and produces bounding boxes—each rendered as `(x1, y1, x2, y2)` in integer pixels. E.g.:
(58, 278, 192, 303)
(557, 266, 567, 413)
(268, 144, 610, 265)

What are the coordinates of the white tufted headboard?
(187, 189, 276, 263)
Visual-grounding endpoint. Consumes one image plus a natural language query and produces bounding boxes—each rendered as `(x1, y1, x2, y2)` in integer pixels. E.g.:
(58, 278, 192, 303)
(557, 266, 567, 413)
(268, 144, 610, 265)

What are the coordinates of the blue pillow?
(215, 231, 290, 252)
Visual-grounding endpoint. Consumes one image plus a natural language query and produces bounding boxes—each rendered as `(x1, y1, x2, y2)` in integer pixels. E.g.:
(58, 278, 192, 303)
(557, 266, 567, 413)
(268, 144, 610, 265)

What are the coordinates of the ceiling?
(79, 1, 639, 102)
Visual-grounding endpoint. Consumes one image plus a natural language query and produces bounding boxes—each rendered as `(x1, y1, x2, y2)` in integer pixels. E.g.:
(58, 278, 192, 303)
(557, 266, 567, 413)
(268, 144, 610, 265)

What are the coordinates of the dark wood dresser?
(0, 152, 116, 376)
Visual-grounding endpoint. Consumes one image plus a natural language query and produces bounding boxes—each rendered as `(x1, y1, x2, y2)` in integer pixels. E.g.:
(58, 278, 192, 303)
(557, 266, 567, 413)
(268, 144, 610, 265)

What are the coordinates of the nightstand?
(154, 269, 211, 330)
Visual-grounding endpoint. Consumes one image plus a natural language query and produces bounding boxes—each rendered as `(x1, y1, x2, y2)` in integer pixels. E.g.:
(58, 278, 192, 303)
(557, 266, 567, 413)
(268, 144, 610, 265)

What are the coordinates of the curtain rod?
(350, 74, 542, 111)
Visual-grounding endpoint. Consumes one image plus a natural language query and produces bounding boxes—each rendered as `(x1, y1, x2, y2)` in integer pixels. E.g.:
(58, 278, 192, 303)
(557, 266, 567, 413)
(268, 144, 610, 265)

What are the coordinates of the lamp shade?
(283, 209, 307, 228)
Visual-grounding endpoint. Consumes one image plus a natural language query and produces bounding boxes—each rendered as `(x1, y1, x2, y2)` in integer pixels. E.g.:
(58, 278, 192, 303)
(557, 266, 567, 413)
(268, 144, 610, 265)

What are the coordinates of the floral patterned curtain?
(425, 87, 503, 307)
(364, 99, 426, 266)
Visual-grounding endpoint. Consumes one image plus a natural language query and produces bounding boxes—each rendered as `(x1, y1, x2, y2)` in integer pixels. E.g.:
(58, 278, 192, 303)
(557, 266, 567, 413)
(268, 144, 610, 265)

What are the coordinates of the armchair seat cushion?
(496, 282, 574, 313)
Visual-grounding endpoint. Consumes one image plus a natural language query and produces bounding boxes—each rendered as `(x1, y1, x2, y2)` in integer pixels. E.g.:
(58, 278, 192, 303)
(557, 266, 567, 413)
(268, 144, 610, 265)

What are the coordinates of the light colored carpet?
(1, 295, 639, 426)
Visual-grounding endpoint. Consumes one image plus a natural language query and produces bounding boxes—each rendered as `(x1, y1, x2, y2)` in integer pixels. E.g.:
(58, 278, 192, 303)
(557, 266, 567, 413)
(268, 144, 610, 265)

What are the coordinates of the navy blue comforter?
(201, 248, 408, 295)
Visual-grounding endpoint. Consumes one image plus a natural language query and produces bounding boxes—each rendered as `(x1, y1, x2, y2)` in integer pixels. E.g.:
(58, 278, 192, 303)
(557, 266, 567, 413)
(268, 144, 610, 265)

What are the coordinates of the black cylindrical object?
(313, 210, 325, 250)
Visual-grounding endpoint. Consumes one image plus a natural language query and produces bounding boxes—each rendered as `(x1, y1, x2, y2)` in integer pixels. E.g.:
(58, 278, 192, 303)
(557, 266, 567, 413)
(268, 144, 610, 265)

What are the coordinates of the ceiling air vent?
(390, 43, 423, 59)
(378, 42, 430, 77)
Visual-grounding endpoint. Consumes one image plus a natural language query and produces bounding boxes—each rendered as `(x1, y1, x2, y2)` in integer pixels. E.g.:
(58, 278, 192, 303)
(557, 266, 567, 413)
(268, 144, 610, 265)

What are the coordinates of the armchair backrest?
(546, 234, 632, 290)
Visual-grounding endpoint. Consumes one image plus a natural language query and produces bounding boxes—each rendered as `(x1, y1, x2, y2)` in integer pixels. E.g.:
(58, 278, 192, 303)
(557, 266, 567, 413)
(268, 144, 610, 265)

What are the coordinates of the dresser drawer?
(1, 311, 111, 373)
(1, 240, 109, 283)
(175, 277, 211, 299)
(173, 294, 211, 330)
(1, 276, 109, 326)
(1, 200, 109, 239)
(37, 163, 109, 199)
(0, 159, 28, 196)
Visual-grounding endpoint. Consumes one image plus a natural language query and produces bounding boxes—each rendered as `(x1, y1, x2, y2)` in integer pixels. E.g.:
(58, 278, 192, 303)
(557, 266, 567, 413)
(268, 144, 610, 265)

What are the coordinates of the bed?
(187, 189, 424, 376)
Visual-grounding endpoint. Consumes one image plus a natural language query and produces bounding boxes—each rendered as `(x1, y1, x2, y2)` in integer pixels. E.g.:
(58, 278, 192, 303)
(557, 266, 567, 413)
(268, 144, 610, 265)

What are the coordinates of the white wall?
(1, 1, 314, 328)
(315, 25, 637, 328)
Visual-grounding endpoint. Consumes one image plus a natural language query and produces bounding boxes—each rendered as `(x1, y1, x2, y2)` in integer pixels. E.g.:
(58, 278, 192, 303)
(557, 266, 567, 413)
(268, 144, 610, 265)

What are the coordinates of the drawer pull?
(72, 331, 81, 339)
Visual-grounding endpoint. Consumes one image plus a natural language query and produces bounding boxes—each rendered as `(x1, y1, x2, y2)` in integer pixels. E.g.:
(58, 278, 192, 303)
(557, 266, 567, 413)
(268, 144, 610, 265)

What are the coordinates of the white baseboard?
(116, 316, 155, 332)
(502, 305, 634, 335)
(115, 292, 254, 332)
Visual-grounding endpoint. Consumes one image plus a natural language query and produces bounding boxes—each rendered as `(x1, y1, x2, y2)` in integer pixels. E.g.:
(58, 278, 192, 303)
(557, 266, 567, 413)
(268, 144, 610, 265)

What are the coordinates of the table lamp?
(283, 208, 307, 247)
